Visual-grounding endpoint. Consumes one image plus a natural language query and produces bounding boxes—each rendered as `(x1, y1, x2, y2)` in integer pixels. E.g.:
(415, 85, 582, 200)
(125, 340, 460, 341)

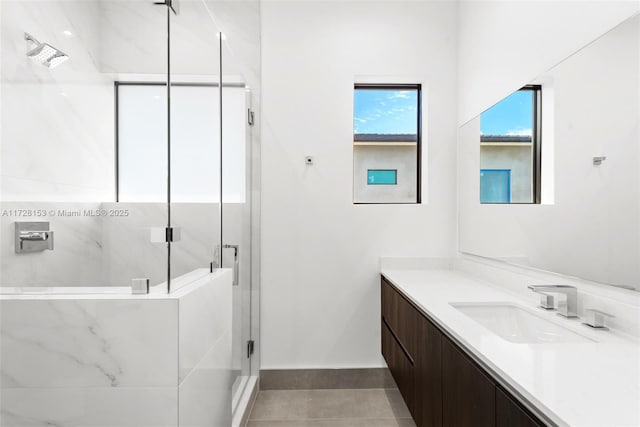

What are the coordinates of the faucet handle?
(528, 285, 556, 310)
(536, 292, 555, 310)
(582, 308, 615, 330)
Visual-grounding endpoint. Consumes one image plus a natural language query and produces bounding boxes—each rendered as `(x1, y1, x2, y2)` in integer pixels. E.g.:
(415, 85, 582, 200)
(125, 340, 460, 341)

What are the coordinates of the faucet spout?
(528, 285, 578, 318)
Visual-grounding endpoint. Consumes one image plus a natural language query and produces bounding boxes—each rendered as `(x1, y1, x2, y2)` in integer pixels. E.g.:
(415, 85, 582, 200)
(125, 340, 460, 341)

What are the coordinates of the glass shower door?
(0, 0, 170, 290)
(167, 1, 221, 288)
(220, 36, 255, 415)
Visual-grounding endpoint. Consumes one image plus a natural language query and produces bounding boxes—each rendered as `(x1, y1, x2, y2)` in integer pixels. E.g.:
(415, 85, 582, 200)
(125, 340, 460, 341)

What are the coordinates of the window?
(115, 83, 247, 203)
(353, 84, 421, 204)
(479, 85, 541, 204)
(480, 169, 511, 203)
(367, 169, 397, 185)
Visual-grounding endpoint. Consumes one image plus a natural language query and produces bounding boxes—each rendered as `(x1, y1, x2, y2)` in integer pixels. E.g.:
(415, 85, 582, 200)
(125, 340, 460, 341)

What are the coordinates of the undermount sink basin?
(451, 302, 596, 344)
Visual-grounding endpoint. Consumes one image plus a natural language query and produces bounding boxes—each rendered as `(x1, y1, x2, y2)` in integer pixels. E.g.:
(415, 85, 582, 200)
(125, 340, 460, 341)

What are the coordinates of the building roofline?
(354, 133, 417, 142)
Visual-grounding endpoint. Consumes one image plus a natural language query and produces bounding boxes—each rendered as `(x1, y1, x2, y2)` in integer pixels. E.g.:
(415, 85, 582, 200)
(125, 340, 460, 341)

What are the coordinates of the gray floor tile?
(247, 419, 415, 427)
(248, 389, 412, 422)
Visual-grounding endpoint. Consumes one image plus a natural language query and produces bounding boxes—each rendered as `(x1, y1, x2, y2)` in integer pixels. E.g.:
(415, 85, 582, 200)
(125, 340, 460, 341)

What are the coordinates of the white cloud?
(388, 91, 411, 100)
(505, 128, 532, 136)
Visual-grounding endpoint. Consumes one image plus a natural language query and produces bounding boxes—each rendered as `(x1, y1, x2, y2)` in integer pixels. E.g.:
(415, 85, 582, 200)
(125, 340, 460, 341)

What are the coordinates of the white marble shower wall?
(99, 202, 230, 286)
(1, 202, 246, 287)
(0, 269, 233, 427)
(0, 201, 104, 286)
(0, 0, 115, 202)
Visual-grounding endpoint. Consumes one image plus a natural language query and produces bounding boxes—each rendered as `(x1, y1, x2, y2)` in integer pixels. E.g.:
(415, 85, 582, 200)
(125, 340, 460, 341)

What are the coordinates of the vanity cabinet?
(381, 276, 418, 417)
(381, 276, 546, 427)
(496, 387, 544, 427)
(415, 312, 442, 426)
(382, 315, 415, 416)
(442, 335, 495, 426)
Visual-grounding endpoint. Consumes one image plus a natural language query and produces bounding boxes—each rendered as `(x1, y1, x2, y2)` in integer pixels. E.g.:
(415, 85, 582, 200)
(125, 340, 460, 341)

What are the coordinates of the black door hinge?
(165, 227, 181, 242)
(247, 340, 255, 358)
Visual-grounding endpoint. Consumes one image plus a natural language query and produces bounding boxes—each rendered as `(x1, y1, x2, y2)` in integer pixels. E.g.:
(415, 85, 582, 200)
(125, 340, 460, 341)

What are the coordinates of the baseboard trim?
(259, 368, 396, 390)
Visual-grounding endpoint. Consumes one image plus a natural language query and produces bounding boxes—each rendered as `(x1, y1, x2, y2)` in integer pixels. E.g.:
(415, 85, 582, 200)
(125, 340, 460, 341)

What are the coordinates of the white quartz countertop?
(381, 269, 640, 427)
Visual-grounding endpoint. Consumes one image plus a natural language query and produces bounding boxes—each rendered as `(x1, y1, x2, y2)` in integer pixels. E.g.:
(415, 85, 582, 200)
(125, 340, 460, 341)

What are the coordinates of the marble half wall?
(178, 268, 233, 427)
(0, 269, 233, 427)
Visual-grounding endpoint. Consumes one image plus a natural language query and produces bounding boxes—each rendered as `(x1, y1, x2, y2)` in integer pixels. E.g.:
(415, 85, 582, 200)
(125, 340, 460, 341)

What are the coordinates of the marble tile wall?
(178, 270, 233, 426)
(0, 296, 179, 426)
(0, 201, 104, 286)
(1, 202, 248, 288)
(0, 0, 115, 202)
(99, 0, 221, 77)
(1, 387, 178, 427)
(99, 202, 168, 287)
(0, 271, 233, 427)
(99, 202, 243, 287)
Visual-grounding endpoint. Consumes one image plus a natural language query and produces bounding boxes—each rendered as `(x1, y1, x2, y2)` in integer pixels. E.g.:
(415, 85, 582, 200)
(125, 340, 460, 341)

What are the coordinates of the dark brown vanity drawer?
(442, 336, 496, 427)
(381, 277, 417, 358)
(496, 387, 545, 427)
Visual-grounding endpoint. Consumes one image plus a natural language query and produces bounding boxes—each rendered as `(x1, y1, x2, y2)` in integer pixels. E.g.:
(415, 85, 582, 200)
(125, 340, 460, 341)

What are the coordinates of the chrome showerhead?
(24, 32, 69, 69)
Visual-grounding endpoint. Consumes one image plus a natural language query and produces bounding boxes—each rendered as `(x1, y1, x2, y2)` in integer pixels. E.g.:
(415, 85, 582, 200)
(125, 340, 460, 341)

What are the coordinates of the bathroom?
(0, 0, 638, 426)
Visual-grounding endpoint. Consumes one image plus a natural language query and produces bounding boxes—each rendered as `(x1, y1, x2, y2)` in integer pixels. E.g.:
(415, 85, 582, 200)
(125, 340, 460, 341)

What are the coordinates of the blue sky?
(480, 90, 533, 136)
(353, 89, 418, 134)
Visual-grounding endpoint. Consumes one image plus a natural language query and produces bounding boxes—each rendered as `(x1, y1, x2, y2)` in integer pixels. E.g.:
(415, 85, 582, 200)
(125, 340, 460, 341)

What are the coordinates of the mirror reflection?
(480, 86, 541, 204)
(459, 14, 640, 291)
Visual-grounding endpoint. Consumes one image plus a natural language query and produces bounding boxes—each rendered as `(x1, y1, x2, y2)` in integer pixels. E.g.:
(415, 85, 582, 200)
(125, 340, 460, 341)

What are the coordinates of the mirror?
(459, 14, 640, 291)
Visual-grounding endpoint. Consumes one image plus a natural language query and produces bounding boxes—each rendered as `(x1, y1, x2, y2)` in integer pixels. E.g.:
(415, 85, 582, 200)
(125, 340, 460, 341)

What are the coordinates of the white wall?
(261, 1, 458, 369)
(457, 0, 640, 125)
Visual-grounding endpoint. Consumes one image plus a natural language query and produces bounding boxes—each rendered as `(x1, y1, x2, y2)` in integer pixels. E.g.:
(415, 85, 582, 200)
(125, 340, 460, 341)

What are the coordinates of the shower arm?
(24, 32, 40, 46)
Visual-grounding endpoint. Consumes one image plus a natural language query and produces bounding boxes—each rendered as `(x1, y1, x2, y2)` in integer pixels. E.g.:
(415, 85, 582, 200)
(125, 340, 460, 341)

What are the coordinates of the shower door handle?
(223, 244, 240, 287)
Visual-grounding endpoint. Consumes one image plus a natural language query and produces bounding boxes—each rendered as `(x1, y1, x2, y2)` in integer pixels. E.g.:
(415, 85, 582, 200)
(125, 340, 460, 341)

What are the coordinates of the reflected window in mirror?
(480, 85, 541, 204)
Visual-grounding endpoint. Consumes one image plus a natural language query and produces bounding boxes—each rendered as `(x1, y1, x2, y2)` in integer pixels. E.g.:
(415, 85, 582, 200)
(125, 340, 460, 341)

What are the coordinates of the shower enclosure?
(0, 0, 261, 425)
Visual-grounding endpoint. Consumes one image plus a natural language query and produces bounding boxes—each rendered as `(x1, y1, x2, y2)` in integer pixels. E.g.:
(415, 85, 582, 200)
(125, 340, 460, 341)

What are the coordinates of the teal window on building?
(367, 169, 397, 185)
(480, 169, 511, 203)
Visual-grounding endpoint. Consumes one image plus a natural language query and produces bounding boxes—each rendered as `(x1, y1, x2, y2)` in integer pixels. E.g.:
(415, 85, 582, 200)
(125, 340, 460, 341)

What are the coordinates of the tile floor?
(246, 388, 416, 426)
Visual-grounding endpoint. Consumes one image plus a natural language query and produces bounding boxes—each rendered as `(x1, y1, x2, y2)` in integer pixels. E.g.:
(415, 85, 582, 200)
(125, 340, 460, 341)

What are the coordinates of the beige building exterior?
(480, 135, 533, 203)
(353, 134, 418, 203)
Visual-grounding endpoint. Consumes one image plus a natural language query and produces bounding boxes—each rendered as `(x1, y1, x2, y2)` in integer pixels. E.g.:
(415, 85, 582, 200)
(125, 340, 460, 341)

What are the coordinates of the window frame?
(353, 83, 422, 204)
(529, 84, 542, 205)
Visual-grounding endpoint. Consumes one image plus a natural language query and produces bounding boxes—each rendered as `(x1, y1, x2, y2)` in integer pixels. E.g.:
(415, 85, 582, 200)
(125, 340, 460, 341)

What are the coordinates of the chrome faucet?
(528, 285, 579, 318)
